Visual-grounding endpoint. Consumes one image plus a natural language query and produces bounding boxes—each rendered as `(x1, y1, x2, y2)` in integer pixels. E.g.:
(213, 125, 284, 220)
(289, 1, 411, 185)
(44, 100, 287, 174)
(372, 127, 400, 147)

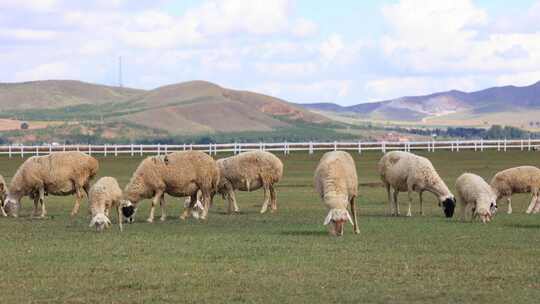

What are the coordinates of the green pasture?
(0, 150, 539, 303)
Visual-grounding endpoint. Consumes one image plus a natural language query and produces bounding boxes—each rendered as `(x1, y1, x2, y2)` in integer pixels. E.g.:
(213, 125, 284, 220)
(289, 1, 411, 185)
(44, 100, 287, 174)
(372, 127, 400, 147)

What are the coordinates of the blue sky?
(1, 0, 539, 105)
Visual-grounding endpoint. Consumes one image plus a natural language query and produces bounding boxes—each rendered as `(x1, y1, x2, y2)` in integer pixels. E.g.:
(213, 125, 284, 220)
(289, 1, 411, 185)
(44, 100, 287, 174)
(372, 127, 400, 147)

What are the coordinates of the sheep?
(0, 175, 8, 217)
(3, 151, 98, 218)
(88, 177, 134, 232)
(490, 166, 540, 214)
(378, 151, 456, 218)
(314, 151, 359, 236)
(123, 151, 219, 223)
(455, 173, 498, 223)
(212, 150, 283, 214)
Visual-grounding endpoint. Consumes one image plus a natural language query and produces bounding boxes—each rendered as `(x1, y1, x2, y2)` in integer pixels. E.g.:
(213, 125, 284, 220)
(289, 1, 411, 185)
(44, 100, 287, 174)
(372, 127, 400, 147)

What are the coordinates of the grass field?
(1, 150, 539, 303)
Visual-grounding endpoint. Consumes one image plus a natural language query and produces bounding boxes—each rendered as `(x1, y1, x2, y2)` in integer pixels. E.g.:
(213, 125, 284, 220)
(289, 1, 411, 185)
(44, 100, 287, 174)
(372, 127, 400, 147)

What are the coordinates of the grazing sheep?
(213, 151, 283, 214)
(455, 173, 498, 223)
(123, 151, 219, 222)
(490, 166, 540, 214)
(314, 151, 359, 236)
(0, 175, 8, 217)
(378, 151, 456, 218)
(3, 151, 98, 218)
(88, 177, 134, 232)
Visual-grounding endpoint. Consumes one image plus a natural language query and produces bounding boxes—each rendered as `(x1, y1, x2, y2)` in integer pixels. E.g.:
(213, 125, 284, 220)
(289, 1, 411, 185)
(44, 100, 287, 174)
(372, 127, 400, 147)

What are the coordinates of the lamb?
(0, 175, 8, 217)
(490, 166, 540, 214)
(213, 150, 283, 214)
(314, 151, 359, 236)
(455, 173, 498, 223)
(88, 177, 134, 232)
(3, 151, 98, 218)
(378, 151, 456, 218)
(123, 151, 219, 222)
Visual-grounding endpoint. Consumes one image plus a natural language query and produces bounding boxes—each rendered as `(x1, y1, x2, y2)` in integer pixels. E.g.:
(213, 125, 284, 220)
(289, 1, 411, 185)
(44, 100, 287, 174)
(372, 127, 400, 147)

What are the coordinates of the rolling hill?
(0, 80, 328, 136)
(301, 81, 540, 129)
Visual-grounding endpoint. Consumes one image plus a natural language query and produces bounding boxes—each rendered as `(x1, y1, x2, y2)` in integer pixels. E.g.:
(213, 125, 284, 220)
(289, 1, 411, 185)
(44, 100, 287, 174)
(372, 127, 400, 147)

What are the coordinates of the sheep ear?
(323, 211, 333, 225)
(194, 200, 204, 210)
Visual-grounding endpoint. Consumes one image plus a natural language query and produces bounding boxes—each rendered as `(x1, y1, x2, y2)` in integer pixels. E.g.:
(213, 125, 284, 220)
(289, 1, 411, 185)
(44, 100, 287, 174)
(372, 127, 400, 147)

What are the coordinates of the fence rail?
(0, 139, 539, 157)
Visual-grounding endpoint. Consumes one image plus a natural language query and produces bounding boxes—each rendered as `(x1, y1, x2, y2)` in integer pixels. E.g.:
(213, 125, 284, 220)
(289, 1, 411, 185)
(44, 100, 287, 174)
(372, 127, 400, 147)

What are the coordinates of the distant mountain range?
(301, 81, 540, 128)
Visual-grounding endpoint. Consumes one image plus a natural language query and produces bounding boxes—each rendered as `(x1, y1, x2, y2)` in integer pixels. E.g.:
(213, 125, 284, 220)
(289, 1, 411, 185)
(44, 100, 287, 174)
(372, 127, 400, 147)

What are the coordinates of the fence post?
(456, 140, 460, 152)
(36, 146, 39, 156)
(283, 142, 287, 155)
(382, 141, 386, 153)
(480, 138, 484, 152)
(89, 145, 92, 156)
(521, 139, 524, 151)
(497, 140, 500, 152)
(21, 146, 24, 158)
(474, 141, 477, 151)
(104, 144, 107, 157)
(140, 144, 143, 156)
(333, 141, 337, 151)
(8, 145, 11, 158)
(115, 145, 118, 157)
(358, 141, 362, 154)
(164, 144, 168, 155)
(131, 144, 134, 156)
(504, 139, 507, 152)
(309, 141, 314, 155)
(157, 143, 161, 156)
(63, 144, 66, 152)
(528, 138, 531, 151)
(49, 144, 52, 155)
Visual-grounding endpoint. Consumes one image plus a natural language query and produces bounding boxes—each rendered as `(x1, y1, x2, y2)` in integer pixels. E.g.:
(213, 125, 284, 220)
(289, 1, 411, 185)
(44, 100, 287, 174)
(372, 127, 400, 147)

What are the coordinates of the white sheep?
(455, 173, 498, 223)
(490, 166, 540, 214)
(314, 151, 359, 236)
(213, 150, 283, 214)
(0, 175, 8, 217)
(88, 176, 134, 232)
(4, 151, 99, 218)
(123, 151, 219, 222)
(378, 151, 456, 218)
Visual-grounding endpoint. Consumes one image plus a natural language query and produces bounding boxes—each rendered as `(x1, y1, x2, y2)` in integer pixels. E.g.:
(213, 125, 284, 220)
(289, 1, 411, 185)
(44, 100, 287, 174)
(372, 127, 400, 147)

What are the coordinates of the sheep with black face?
(378, 151, 456, 218)
(314, 151, 360, 237)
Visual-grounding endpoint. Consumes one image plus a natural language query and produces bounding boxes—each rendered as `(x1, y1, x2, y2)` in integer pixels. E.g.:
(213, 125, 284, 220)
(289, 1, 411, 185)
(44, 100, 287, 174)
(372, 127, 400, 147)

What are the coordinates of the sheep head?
(89, 213, 111, 232)
(120, 200, 136, 223)
(3, 194, 21, 217)
(440, 196, 456, 218)
(323, 209, 353, 237)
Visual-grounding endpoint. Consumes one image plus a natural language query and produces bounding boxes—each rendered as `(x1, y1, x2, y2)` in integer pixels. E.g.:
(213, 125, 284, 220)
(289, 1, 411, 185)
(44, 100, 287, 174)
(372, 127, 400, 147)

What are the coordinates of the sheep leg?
(419, 191, 424, 216)
(117, 205, 123, 232)
(506, 196, 512, 214)
(385, 184, 393, 215)
(260, 184, 271, 214)
(406, 191, 413, 217)
(180, 193, 197, 220)
(224, 183, 239, 213)
(526, 191, 538, 214)
(270, 184, 277, 213)
(200, 191, 211, 220)
(350, 196, 360, 234)
(147, 190, 163, 223)
(159, 194, 167, 222)
(39, 188, 46, 218)
(70, 187, 84, 217)
(533, 197, 540, 214)
(32, 196, 40, 217)
(392, 189, 400, 216)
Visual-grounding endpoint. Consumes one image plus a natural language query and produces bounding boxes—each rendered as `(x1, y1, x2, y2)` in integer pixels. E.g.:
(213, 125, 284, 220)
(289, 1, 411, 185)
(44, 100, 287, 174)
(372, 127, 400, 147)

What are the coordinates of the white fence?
(0, 139, 539, 157)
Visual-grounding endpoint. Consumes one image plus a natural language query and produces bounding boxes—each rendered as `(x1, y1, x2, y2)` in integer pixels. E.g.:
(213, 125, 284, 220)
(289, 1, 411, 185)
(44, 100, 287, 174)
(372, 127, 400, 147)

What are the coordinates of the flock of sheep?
(0, 149, 539, 236)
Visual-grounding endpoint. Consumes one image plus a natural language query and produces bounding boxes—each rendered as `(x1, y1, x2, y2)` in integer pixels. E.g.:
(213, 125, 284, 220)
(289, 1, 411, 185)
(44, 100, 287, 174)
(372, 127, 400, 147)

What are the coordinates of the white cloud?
(292, 18, 318, 37)
(14, 62, 78, 82)
(0, 0, 58, 12)
(0, 28, 58, 41)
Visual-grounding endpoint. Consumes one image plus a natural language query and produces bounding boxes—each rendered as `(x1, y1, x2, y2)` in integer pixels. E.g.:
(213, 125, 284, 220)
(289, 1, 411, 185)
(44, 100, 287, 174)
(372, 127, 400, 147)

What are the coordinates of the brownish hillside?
(0, 80, 144, 110)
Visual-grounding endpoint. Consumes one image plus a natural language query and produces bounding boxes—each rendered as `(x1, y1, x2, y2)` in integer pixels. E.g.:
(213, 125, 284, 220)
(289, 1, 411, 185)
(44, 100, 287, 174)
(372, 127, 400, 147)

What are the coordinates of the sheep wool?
(490, 166, 540, 214)
(215, 150, 283, 214)
(314, 151, 359, 236)
(89, 176, 132, 232)
(124, 151, 219, 222)
(378, 151, 455, 218)
(455, 173, 497, 223)
(4, 151, 98, 217)
(0, 175, 8, 217)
